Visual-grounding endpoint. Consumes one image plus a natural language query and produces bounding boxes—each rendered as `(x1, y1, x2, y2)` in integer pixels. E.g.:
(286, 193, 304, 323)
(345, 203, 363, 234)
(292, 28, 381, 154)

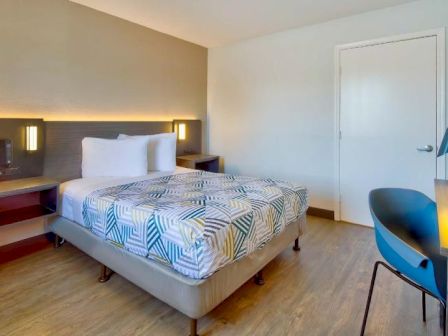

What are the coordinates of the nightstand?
(0, 177, 59, 227)
(177, 154, 220, 173)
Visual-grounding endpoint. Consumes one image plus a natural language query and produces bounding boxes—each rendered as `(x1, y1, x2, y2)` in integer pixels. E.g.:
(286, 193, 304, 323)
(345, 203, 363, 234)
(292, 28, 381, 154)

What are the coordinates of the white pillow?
(117, 133, 176, 172)
(81, 137, 148, 178)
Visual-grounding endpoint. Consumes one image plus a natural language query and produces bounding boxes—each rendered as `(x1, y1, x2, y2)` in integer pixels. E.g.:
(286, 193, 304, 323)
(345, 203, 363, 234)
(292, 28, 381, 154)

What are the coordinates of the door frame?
(334, 28, 446, 222)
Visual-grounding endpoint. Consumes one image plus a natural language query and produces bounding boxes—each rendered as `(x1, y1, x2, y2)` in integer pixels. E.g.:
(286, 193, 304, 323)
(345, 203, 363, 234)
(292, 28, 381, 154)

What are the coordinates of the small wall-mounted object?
(0, 139, 13, 167)
(172, 119, 202, 155)
(173, 121, 187, 141)
(0, 118, 44, 180)
(26, 126, 38, 151)
(178, 123, 186, 140)
(0, 139, 19, 178)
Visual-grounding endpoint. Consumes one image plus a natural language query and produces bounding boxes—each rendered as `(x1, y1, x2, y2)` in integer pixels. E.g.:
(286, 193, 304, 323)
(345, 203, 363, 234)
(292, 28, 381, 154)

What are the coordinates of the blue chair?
(361, 188, 447, 336)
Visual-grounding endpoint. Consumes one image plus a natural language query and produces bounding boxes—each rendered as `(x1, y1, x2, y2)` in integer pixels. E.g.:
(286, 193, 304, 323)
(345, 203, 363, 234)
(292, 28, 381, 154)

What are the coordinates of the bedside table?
(0, 177, 59, 227)
(177, 154, 220, 173)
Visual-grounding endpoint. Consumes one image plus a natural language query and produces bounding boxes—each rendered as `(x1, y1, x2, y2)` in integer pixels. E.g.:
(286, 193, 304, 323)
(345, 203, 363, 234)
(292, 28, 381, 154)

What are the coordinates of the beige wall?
(208, 0, 448, 210)
(0, 0, 207, 246)
(0, 0, 207, 122)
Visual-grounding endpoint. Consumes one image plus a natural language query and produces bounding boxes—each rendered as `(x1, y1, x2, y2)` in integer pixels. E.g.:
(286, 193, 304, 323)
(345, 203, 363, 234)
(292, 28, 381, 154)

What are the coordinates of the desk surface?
(176, 154, 219, 163)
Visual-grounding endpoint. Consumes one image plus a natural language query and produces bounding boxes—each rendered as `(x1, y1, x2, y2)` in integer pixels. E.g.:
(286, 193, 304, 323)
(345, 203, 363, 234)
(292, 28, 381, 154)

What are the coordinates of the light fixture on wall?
(26, 126, 38, 151)
(178, 123, 186, 140)
(173, 121, 187, 141)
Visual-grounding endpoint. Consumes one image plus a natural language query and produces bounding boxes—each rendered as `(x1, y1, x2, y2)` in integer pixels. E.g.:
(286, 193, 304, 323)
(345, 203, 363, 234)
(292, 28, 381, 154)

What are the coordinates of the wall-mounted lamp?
(26, 126, 38, 151)
(178, 123, 186, 141)
(173, 121, 187, 141)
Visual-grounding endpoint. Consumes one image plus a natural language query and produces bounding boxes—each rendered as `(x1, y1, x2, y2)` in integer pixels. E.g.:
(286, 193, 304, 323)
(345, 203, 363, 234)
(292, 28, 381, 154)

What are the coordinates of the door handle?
(416, 145, 433, 152)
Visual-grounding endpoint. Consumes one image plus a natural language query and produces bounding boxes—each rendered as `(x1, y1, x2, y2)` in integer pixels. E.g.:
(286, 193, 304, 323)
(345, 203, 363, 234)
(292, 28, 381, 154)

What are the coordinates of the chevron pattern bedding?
(81, 171, 308, 279)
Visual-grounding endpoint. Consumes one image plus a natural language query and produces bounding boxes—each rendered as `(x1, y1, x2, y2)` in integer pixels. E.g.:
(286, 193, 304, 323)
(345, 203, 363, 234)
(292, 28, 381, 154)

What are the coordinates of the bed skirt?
(50, 214, 306, 319)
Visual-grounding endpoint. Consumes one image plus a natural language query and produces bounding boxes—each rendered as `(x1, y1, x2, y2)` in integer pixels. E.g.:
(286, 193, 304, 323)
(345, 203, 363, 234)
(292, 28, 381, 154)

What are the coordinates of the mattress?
(61, 168, 308, 279)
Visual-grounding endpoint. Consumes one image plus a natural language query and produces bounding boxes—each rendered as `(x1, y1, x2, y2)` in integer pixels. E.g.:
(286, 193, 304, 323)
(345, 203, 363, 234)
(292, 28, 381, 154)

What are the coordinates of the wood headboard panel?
(43, 120, 201, 181)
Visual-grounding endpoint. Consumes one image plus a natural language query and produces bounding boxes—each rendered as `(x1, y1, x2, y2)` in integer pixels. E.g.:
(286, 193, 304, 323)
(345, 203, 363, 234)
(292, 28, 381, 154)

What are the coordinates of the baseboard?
(0, 233, 54, 264)
(307, 207, 334, 220)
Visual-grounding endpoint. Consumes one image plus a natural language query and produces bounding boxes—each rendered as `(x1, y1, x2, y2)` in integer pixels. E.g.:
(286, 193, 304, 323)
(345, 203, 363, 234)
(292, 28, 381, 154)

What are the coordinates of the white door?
(338, 34, 442, 226)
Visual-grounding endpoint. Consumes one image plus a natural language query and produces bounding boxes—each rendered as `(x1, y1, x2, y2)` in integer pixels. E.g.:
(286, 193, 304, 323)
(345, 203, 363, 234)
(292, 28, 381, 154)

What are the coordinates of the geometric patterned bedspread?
(82, 171, 308, 279)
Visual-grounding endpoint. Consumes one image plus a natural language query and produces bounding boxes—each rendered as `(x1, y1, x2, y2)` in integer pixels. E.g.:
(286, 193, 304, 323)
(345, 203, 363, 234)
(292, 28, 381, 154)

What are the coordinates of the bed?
(45, 121, 308, 335)
(51, 167, 308, 335)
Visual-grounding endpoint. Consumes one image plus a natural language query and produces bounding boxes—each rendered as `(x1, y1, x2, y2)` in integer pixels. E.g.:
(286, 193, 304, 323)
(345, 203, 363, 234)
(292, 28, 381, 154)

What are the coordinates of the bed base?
(94, 266, 270, 286)
(51, 215, 305, 336)
(93, 246, 295, 336)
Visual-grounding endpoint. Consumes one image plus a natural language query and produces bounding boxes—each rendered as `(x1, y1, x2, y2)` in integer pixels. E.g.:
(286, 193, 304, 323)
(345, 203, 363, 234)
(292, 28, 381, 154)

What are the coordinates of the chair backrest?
(369, 188, 438, 254)
(370, 188, 447, 300)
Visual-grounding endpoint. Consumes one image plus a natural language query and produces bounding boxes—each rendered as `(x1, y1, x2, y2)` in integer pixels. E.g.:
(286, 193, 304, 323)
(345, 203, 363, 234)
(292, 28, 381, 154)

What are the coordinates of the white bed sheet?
(60, 166, 196, 225)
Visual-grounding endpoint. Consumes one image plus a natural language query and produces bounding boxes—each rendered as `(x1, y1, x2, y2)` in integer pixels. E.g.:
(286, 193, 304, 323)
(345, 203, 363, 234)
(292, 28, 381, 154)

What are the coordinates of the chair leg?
(439, 301, 446, 336)
(362, 260, 446, 335)
(360, 261, 381, 336)
(444, 305, 446, 336)
(422, 291, 426, 322)
(98, 264, 114, 283)
(293, 237, 301, 251)
(190, 318, 198, 336)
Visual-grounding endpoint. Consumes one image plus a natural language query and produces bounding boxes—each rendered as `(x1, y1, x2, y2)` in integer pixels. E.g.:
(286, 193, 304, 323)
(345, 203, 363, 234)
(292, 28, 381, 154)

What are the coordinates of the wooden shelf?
(0, 233, 54, 264)
(176, 154, 220, 173)
(0, 177, 59, 227)
(0, 176, 59, 264)
(0, 205, 55, 226)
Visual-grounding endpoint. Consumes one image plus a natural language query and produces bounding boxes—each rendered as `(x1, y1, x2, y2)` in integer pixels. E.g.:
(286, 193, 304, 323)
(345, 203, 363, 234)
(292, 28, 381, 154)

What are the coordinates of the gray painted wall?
(0, 0, 207, 124)
(0, 0, 207, 245)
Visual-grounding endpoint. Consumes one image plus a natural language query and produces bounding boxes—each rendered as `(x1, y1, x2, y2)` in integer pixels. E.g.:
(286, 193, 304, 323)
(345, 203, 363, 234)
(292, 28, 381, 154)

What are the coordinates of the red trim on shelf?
(0, 233, 53, 264)
(0, 205, 54, 226)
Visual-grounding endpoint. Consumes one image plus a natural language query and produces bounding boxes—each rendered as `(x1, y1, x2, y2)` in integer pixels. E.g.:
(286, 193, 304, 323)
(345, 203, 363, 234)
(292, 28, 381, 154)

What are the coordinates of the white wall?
(208, 0, 448, 210)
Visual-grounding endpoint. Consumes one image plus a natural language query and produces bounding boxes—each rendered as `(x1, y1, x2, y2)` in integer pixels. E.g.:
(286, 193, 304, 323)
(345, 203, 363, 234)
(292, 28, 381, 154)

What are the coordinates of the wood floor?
(0, 216, 444, 336)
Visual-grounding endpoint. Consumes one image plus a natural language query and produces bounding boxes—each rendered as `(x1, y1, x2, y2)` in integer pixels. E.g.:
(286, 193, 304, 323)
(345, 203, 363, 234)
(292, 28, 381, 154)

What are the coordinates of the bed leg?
(98, 264, 114, 283)
(293, 237, 301, 251)
(54, 234, 64, 248)
(254, 270, 265, 286)
(190, 318, 198, 336)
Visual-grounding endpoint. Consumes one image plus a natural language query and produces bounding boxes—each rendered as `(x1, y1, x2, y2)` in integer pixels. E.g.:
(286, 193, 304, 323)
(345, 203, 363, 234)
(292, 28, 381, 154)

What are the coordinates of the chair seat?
(376, 230, 443, 302)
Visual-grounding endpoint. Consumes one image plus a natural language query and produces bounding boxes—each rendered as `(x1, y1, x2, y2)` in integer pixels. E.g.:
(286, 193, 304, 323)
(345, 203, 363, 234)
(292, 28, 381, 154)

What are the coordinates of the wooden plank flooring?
(0, 216, 443, 335)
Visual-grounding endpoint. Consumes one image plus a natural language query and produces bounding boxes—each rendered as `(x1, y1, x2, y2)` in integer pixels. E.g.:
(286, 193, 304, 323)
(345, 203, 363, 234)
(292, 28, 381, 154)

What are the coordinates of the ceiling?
(70, 0, 418, 47)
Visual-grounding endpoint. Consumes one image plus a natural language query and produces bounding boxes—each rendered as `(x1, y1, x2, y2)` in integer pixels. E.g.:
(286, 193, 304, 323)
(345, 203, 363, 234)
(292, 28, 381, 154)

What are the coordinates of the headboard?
(43, 120, 201, 181)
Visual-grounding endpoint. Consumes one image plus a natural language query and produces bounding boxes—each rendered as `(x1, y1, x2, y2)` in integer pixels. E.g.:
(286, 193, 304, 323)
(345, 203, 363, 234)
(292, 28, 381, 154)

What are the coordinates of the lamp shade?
(437, 128, 448, 157)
